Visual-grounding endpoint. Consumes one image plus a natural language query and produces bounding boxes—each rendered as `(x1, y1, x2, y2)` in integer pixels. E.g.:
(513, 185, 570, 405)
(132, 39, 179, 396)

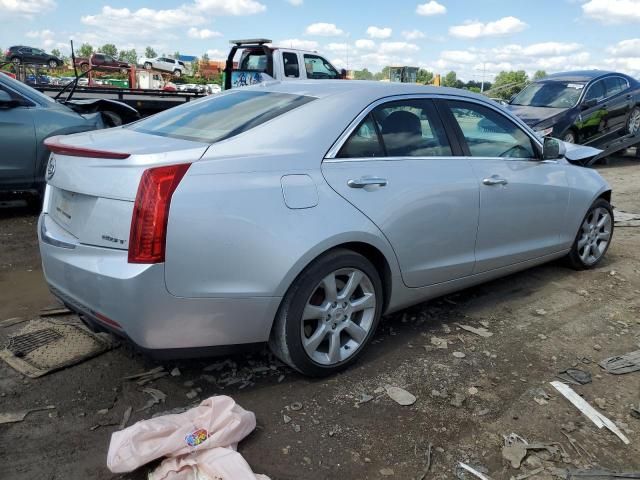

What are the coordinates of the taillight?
(44, 136, 130, 159)
(128, 163, 190, 264)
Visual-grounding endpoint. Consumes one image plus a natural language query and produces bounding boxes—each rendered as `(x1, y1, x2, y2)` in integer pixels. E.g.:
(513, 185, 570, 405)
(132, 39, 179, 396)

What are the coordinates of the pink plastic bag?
(107, 396, 267, 479)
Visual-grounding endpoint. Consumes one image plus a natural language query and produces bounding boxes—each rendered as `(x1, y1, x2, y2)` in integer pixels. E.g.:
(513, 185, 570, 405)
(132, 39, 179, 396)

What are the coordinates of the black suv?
(5, 46, 62, 68)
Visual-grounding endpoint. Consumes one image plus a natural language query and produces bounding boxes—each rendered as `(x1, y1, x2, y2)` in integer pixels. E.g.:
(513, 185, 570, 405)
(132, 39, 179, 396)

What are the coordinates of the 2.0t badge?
(46, 157, 56, 180)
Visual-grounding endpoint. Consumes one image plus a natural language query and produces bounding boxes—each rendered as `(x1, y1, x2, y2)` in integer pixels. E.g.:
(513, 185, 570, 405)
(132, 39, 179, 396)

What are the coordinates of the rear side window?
(447, 101, 536, 159)
(338, 99, 451, 158)
(337, 115, 384, 158)
(283, 52, 299, 78)
(130, 90, 315, 143)
(240, 52, 268, 71)
(604, 77, 626, 97)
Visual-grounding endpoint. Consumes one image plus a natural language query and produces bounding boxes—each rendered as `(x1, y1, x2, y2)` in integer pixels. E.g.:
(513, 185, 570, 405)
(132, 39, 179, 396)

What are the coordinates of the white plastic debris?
(550, 381, 629, 444)
(385, 386, 416, 406)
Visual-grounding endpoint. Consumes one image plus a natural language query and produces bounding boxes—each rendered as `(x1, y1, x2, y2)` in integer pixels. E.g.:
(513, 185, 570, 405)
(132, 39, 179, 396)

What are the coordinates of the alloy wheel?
(301, 268, 376, 365)
(577, 207, 612, 265)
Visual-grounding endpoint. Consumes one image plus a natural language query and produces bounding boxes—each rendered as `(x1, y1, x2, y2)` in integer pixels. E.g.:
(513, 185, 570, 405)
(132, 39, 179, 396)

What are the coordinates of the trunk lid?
(45, 128, 208, 250)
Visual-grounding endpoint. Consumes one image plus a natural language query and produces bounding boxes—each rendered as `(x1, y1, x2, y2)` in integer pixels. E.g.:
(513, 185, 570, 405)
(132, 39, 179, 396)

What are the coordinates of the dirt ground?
(1, 157, 640, 480)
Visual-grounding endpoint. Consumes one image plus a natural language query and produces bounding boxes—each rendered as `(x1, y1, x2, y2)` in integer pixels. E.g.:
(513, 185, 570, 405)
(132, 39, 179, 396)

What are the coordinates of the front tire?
(269, 249, 383, 376)
(566, 198, 613, 270)
(48, 59, 58, 69)
(563, 130, 577, 144)
(144, 62, 152, 70)
(11, 56, 21, 65)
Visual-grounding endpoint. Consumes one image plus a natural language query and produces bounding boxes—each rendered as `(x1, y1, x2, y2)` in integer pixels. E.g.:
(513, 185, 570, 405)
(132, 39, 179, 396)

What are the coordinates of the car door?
(32, 48, 47, 64)
(603, 76, 632, 134)
(438, 99, 569, 273)
(19, 47, 35, 63)
(303, 54, 340, 80)
(0, 83, 37, 189)
(577, 79, 610, 145)
(322, 97, 479, 287)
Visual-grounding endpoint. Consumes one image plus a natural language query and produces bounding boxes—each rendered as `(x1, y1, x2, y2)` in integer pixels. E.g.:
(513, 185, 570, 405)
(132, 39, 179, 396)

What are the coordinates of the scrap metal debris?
(599, 351, 640, 375)
(557, 368, 593, 385)
(40, 306, 72, 317)
(430, 336, 449, 349)
(123, 366, 169, 385)
(417, 443, 433, 480)
(0, 317, 27, 328)
(138, 387, 167, 412)
(614, 209, 640, 227)
(457, 462, 492, 480)
(456, 324, 494, 338)
(0, 405, 55, 424)
(119, 406, 132, 430)
(386, 386, 416, 406)
(550, 381, 630, 444)
(553, 468, 640, 479)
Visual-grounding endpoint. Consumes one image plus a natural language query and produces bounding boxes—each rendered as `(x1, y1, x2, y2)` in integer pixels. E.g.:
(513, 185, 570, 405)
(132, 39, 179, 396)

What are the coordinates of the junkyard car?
(508, 70, 640, 145)
(39, 82, 613, 376)
(0, 73, 139, 196)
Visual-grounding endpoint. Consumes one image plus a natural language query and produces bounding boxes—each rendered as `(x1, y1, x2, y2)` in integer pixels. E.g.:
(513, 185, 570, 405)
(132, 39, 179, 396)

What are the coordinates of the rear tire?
(144, 62, 152, 70)
(173, 69, 181, 78)
(566, 198, 613, 270)
(626, 106, 640, 136)
(269, 249, 383, 376)
(11, 56, 21, 65)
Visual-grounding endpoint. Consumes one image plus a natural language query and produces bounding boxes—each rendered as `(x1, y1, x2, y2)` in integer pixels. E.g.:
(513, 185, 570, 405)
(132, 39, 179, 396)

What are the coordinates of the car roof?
(542, 70, 618, 82)
(240, 79, 489, 103)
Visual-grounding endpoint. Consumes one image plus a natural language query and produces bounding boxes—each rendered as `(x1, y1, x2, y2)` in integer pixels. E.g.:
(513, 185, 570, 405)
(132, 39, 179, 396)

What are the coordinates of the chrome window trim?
(324, 93, 542, 161)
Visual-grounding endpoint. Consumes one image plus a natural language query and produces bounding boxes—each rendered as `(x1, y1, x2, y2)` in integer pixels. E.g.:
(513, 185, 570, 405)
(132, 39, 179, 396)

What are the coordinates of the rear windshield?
(129, 90, 315, 143)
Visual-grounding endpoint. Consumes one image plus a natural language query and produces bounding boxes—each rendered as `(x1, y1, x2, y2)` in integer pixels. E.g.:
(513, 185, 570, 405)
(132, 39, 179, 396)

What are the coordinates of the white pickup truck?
(223, 38, 345, 90)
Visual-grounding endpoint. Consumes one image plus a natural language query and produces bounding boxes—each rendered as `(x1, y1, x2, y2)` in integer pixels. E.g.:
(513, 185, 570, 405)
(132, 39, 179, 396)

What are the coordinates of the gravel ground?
(1, 157, 640, 480)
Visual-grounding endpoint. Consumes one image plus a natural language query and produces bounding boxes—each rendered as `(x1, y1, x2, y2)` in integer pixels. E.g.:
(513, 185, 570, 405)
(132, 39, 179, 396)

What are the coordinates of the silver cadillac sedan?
(38, 81, 613, 376)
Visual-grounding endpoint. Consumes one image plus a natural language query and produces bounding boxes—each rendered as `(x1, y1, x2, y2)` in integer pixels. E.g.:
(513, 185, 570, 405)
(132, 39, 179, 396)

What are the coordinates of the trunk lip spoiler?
(44, 135, 131, 159)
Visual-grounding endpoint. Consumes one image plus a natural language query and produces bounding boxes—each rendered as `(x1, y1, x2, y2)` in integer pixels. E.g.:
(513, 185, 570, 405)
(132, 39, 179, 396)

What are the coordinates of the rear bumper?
(38, 214, 281, 351)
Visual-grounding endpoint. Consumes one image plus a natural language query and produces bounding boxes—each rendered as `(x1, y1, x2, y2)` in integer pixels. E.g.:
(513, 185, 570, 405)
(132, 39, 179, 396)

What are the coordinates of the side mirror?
(542, 137, 566, 160)
(0, 90, 19, 108)
(340, 68, 347, 80)
(581, 98, 597, 110)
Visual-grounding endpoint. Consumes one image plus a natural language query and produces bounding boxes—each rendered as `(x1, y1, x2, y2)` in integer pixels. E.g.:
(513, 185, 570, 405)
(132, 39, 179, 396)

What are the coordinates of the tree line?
(352, 67, 549, 99)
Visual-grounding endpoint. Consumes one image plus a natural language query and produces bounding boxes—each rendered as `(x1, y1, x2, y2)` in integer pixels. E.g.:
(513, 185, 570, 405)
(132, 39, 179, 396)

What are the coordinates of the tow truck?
(223, 38, 346, 90)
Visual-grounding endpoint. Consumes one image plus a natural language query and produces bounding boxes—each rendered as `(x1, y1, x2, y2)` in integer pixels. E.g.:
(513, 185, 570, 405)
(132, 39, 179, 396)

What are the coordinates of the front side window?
(282, 52, 299, 78)
(130, 90, 315, 143)
(585, 80, 606, 103)
(448, 101, 536, 159)
(338, 99, 451, 158)
(303, 54, 339, 79)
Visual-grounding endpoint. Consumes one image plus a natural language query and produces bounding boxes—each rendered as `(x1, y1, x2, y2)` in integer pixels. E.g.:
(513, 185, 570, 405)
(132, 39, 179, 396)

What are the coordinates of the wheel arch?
(273, 234, 399, 316)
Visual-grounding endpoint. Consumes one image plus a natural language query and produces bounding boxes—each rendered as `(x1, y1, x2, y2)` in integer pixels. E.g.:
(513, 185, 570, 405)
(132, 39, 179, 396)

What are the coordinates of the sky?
(2, 0, 640, 82)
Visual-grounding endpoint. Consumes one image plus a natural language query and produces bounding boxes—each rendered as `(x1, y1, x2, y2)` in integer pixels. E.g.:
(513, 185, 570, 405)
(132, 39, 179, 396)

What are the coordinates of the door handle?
(348, 177, 388, 188)
(482, 175, 508, 186)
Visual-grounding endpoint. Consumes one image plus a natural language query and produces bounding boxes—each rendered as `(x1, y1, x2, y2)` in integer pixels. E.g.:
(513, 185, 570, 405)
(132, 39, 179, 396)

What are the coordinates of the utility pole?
(480, 62, 486, 93)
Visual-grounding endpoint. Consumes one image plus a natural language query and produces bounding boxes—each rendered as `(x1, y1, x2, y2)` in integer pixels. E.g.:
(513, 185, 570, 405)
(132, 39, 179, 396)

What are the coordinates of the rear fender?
(63, 99, 140, 125)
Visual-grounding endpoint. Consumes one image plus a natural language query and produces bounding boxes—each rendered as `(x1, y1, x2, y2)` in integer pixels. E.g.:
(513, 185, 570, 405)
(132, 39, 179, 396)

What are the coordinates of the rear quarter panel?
(164, 161, 401, 299)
